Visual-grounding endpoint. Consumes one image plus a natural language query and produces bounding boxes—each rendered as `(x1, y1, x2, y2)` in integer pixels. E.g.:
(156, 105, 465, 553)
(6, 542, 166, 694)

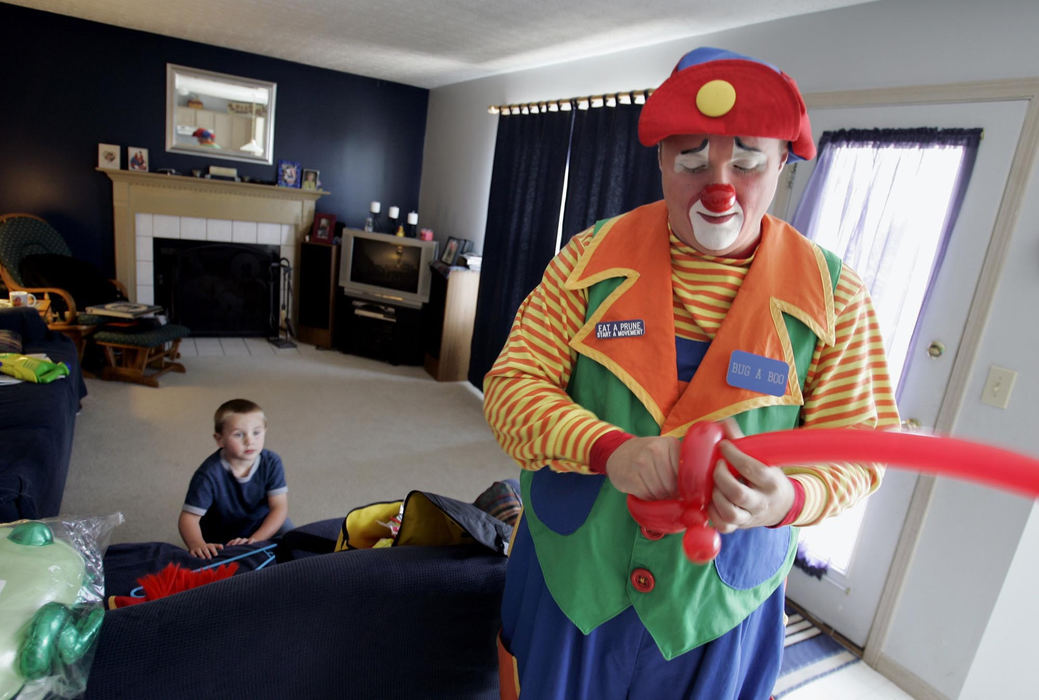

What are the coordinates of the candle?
(388, 205, 400, 219)
(407, 211, 418, 225)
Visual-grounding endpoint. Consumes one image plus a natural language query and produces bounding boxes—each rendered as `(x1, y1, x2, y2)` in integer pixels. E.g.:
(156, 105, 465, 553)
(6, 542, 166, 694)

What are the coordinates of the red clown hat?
(638, 47, 815, 161)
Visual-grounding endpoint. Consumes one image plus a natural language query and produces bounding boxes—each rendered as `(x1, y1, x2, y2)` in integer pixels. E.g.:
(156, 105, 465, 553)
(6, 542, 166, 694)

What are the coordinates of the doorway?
(777, 92, 1031, 650)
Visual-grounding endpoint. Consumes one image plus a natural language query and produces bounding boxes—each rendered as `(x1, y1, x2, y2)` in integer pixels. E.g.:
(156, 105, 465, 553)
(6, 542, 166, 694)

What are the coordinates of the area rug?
(773, 604, 860, 697)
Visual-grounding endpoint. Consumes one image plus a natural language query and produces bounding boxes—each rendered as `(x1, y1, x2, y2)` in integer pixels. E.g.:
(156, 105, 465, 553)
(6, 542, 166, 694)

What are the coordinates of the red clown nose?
(700, 184, 736, 213)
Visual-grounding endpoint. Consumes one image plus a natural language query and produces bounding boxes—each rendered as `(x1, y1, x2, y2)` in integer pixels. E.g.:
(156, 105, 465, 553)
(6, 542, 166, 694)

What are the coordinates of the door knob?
(927, 341, 945, 358)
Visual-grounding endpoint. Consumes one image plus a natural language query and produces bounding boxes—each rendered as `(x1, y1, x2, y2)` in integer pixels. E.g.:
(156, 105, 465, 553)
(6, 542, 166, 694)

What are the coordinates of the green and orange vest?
(520, 201, 841, 659)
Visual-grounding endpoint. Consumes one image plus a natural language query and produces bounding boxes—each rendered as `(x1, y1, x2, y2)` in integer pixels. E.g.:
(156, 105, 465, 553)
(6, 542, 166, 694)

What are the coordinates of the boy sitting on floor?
(179, 398, 293, 559)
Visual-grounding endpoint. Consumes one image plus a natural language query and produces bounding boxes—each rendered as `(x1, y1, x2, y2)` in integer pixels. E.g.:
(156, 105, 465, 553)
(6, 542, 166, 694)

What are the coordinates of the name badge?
(595, 319, 645, 339)
(726, 350, 789, 397)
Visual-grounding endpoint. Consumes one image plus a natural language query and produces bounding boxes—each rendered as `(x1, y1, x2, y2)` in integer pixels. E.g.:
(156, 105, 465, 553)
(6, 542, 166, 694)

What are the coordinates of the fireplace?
(98, 169, 328, 337)
(154, 239, 280, 337)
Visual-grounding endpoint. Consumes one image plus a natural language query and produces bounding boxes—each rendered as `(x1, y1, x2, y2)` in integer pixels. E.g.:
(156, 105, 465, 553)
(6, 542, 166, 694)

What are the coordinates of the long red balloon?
(734, 428, 1039, 500)
(627, 424, 1039, 564)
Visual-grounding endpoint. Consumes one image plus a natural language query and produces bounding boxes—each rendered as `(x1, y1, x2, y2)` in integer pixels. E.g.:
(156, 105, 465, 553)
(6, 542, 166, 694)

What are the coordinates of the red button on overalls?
(630, 567, 655, 593)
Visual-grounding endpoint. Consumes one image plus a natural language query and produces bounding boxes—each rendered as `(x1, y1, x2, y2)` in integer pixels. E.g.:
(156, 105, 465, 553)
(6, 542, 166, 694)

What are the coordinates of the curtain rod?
(488, 88, 654, 115)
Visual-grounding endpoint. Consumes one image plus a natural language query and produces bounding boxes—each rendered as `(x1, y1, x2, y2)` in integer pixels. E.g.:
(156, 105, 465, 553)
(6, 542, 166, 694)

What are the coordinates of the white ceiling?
(11, 0, 876, 89)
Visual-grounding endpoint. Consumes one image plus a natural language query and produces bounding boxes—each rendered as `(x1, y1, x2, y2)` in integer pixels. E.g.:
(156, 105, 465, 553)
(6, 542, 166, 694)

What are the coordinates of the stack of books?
(85, 302, 162, 318)
(460, 254, 482, 271)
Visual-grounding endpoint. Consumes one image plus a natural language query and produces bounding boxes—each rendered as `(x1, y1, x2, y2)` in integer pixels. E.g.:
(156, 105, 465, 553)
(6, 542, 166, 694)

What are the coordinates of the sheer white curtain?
(790, 128, 982, 575)
(792, 129, 981, 391)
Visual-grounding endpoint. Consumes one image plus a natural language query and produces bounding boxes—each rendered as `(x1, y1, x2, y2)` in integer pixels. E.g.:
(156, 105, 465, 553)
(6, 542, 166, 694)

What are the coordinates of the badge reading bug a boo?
(726, 350, 789, 397)
(595, 319, 645, 340)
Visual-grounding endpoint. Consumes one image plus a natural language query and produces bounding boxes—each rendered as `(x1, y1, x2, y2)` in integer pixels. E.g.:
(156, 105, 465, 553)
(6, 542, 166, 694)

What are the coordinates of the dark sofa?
(86, 495, 516, 699)
(87, 544, 507, 699)
(0, 306, 85, 520)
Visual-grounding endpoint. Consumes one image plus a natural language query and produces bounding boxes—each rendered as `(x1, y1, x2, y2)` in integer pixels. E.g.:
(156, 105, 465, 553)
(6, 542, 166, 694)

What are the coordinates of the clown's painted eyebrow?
(733, 137, 762, 153)
(679, 139, 710, 155)
(674, 142, 709, 172)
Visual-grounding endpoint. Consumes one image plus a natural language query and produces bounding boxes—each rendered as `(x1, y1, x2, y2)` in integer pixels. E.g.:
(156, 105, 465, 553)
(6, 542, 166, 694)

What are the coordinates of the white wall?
(960, 503, 1039, 698)
(419, 0, 1039, 697)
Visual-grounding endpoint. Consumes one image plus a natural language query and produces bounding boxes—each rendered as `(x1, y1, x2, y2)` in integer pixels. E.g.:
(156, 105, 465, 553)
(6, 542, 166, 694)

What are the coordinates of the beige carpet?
(62, 342, 519, 546)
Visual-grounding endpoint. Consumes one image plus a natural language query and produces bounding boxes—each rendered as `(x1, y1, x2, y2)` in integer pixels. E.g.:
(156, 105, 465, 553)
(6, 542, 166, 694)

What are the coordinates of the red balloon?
(732, 428, 1039, 500)
(683, 525, 721, 564)
(626, 422, 1039, 565)
(627, 422, 726, 561)
(679, 421, 723, 508)
(627, 496, 685, 534)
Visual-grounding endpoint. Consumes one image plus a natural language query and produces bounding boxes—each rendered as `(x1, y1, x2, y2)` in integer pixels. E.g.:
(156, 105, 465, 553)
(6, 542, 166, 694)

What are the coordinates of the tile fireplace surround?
(100, 169, 327, 325)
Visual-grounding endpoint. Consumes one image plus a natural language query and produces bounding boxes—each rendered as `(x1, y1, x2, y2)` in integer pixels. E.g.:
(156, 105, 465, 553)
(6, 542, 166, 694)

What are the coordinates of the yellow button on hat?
(695, 79, 736, 117)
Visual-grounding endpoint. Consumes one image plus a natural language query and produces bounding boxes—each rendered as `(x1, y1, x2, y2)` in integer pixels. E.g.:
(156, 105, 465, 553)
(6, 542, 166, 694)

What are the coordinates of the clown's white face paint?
(659, 135, 787, 256)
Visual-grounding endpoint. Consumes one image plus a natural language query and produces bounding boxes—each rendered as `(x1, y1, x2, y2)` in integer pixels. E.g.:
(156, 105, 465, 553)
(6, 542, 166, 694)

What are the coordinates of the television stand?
(351, 300, 398, 322)
(334, 294, 424, 365)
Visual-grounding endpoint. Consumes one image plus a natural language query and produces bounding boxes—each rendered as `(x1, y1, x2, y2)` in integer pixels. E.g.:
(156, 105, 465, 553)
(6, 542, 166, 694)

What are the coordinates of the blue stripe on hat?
(676, 47, 780, 74)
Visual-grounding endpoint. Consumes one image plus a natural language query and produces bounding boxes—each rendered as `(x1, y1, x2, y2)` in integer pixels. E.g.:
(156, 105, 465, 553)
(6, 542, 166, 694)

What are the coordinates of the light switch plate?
(981, 365, 1016, 409)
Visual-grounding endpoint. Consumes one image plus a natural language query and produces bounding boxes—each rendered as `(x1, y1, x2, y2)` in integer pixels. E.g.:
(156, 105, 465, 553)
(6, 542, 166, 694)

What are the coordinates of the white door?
(780, 97, 1029, 647)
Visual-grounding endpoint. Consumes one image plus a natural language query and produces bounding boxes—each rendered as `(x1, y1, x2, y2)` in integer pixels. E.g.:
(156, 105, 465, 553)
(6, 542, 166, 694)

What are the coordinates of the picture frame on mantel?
(277, 159, 301, 188)
(98, 143, 120, 169)
(311, 213, 336, 244)
(128, 147, 149, 172)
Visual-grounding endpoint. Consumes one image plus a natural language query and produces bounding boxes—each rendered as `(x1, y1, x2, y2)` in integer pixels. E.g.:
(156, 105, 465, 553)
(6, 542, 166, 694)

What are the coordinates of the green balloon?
(0, 523, 91, 700)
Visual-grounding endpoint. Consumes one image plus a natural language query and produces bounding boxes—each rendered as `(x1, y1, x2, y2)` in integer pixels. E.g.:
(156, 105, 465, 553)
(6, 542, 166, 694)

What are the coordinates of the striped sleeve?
(483, 230, 618, 473)
(786, 264, 901, 525)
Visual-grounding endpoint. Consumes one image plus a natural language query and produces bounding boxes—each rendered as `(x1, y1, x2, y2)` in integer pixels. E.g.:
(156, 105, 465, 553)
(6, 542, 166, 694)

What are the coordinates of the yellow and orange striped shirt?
(484, 226, 900, 526)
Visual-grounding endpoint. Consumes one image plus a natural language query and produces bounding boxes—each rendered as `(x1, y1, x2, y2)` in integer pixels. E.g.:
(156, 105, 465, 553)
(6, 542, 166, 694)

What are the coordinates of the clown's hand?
(605, 435, 680, 500)
(707, 426, 794, 533)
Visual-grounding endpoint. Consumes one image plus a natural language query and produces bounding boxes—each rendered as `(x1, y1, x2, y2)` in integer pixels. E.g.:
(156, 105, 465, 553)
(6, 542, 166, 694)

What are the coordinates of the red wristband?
(770, 478, 805, 528)
(589, 430, 635, 474)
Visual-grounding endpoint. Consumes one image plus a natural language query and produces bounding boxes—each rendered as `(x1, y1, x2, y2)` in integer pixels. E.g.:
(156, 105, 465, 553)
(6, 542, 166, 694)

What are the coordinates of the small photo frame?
(301, 168, 320, 191)
(98, 143, 120, 169)
(277, 159, 302, 188)
(128, 147, 149, 172)
(440, 236, 470, 266)
(311, 213, 336, 244)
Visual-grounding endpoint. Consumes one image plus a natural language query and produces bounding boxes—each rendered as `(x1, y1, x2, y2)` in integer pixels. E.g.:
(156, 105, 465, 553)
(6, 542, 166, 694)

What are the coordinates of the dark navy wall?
(0, 3, 428, 276)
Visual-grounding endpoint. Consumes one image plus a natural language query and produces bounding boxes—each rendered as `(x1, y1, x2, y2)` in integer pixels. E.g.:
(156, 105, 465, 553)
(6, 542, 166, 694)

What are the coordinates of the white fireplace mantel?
(100, 168, 328, 301)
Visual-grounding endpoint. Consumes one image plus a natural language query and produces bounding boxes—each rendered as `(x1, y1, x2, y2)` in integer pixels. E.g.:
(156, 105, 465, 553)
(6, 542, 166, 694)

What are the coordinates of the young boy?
(178, 398, 291, 559)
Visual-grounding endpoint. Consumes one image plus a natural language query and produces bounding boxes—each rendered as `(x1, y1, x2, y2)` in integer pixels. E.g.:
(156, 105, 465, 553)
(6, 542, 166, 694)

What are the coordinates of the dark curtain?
(560, 103, 663, 245)
(467, 110, 574, 388)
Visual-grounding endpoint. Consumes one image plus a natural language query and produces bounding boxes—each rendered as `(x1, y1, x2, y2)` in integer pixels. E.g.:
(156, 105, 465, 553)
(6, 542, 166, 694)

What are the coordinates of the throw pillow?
(0, 330, 21, 354)
(18, 254, 126, 310)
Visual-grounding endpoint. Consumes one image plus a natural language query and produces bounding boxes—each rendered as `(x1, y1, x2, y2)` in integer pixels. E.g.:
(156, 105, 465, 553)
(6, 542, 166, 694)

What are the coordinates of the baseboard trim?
(874, 652, 948, 700)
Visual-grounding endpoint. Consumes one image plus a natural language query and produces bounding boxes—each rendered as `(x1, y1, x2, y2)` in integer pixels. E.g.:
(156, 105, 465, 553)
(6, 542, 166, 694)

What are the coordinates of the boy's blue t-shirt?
(182, 448, 288, 544)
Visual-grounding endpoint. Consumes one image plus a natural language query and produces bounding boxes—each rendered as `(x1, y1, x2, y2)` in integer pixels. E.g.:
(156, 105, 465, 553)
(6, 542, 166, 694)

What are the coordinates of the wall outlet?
(981, 365, 1017, 409)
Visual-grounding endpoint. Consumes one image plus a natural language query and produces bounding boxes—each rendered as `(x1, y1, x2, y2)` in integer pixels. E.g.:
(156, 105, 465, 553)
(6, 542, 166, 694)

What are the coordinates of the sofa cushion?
(0, 472, 37, 521)
(88, 545, 506, 699)
(19, 253, 126, 309)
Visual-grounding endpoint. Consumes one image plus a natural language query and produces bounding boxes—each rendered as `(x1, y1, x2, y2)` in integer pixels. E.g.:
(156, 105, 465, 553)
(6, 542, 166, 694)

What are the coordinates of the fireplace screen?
(154, 239, 280, 337)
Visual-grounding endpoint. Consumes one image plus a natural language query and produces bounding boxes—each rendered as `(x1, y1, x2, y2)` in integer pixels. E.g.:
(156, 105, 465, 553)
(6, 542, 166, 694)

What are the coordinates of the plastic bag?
(0, 354, 70, 383)
(0, 513, 123, 700)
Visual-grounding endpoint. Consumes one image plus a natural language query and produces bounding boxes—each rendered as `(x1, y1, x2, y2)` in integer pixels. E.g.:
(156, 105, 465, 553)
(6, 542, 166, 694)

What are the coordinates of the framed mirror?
(166, 64, 277, 165)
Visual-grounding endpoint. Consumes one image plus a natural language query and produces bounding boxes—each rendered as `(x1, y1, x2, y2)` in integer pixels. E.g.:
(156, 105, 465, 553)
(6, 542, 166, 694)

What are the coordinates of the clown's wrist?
(589, 430, 635, 474)
(769, 478, 805, 528)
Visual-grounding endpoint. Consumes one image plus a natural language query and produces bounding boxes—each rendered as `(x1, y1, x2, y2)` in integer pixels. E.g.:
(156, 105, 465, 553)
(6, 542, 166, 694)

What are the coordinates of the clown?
(484, 47, 899, 698)
(192, 128, 220, 148)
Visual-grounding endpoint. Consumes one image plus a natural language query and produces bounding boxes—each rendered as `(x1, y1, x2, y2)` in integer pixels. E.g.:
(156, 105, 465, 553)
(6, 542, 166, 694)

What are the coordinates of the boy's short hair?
(214, 398, 265, 434)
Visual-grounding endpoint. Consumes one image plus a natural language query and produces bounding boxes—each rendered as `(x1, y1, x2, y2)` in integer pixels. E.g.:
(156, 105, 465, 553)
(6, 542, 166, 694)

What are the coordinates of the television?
(338, 228, 437, 308)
